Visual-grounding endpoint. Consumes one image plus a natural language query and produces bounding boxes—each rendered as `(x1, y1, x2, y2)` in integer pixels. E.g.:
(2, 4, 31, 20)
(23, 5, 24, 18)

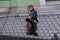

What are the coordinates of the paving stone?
(46, 27, 51, 31)
(21, 30, 26, 33)
(2, 30, 5, 33)
(0, 30, 2, 32)
(7, 21, 13, 25)
(40, 33, 45, 37)
(19, 33, 22, 36)
(12, 27, 16, 30)
(48, 30, 53, 34)
(45, 33, 50, 37)
(51, 27, 56, 31)
(54, 24, 59, 27)
(5, 30, 10, 33)
(3, 33, 7, 35)
(7, 33, 11, 35)
(13, 30, 17, 33)
(53, 15, 59, 19)
(42, 27, 47, 30)
(47, 21, 52, 24)
(57, 22, 60, 24)
(51, 18, 55, 22)
(14, 33, 19, 36)
(17, 30, 21, 33)
(49, 24, 54, 27)
(44, 24, 50, 27)
(38, 30, 44, 34)
(38, 27, 42, 30)
(8, 27, 13, 30)
(0, 24, 3, 29)
(43, 30, 48, 34)
(11, 33, 15, 36)
(57, 27, 60, 30)
(39, 24, 45, 28)
(9, 30, 14, 33)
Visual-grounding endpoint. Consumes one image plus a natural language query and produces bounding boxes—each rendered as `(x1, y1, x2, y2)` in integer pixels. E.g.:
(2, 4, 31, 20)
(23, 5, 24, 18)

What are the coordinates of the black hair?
(26, 18, 30, 22)
(26, 18, 35, 29)
(26, 18, 34, 25)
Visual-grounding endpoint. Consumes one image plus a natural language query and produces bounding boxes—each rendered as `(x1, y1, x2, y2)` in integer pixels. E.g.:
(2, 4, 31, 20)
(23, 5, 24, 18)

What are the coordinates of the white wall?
(39, 0, 46, 5)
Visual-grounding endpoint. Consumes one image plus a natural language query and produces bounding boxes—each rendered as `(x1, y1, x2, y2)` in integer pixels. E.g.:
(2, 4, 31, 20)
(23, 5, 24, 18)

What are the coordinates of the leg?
(33, 30, 39, 36)
(31, 29, 39, 36)
(34, 22, 37, 30)
(26, 30, 30, 35)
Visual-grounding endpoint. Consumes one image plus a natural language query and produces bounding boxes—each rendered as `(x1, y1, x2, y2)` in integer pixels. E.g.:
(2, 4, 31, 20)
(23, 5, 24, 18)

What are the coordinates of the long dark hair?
(26, 18, 34, 25)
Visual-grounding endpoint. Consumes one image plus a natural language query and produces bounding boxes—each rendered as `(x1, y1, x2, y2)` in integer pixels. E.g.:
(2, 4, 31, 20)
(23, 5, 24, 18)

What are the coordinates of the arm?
(33, 11, 37, 18)
(32, 11, 39, 22)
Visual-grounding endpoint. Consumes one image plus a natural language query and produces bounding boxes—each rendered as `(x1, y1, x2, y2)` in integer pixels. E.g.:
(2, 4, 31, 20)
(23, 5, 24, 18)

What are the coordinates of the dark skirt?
(34, 22, 37, 30)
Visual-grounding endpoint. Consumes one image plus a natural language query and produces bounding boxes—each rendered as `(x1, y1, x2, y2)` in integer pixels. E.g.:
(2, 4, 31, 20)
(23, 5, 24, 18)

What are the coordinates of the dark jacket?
(29, 10, 39, 22)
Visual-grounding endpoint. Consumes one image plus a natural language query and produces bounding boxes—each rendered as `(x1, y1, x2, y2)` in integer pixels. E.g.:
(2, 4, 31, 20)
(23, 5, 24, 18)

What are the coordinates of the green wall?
(0, 0, 40, 7)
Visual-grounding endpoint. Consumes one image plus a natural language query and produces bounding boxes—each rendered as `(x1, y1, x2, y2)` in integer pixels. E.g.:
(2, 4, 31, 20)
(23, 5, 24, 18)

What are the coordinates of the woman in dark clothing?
(26, 18, 38, 36)
(27, 5, 39, 30)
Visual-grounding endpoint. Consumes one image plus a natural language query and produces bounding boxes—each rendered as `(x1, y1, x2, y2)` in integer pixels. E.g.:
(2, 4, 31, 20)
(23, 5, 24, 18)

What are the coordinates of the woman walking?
(27, 5, 39, 30)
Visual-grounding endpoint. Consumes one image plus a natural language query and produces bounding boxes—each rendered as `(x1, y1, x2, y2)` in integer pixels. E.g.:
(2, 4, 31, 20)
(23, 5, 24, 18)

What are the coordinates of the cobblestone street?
(0, 35, 42, 40)
(0, 5, 60, 40)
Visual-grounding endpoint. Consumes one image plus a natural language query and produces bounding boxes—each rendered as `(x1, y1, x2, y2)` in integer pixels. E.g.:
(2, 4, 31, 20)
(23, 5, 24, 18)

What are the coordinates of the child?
(26, 18, 38, 36)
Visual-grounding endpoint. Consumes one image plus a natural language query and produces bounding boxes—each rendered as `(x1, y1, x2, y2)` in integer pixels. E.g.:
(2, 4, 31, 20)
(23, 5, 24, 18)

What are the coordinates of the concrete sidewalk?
(47, 1, 60, 5)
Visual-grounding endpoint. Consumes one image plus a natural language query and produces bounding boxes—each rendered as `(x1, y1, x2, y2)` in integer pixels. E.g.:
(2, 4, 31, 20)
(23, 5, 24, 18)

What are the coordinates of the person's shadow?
(51, 33, 59, 40)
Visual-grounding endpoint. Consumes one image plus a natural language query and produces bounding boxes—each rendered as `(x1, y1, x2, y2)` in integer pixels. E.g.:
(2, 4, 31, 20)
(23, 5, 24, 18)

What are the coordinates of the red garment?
(26, 21, 39, 36)
(26, 22, 32, 31)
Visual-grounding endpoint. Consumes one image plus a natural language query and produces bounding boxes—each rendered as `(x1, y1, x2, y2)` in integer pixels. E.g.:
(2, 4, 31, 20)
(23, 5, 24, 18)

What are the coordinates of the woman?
(27, 5, 39, 30)
(26, 18, 38, 36)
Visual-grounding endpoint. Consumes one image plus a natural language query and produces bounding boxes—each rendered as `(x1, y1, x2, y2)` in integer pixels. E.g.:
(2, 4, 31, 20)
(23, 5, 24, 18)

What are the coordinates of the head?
(26, 18, 31, 22)
(26, 18, 33, 24)
(27, 5, 34, 12)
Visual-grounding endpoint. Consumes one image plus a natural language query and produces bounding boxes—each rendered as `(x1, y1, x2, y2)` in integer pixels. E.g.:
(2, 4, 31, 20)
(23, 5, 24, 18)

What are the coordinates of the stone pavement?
(0, 15, 60, 39)
(0, 5, 60, 39)
(0, 35, 43, 40)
